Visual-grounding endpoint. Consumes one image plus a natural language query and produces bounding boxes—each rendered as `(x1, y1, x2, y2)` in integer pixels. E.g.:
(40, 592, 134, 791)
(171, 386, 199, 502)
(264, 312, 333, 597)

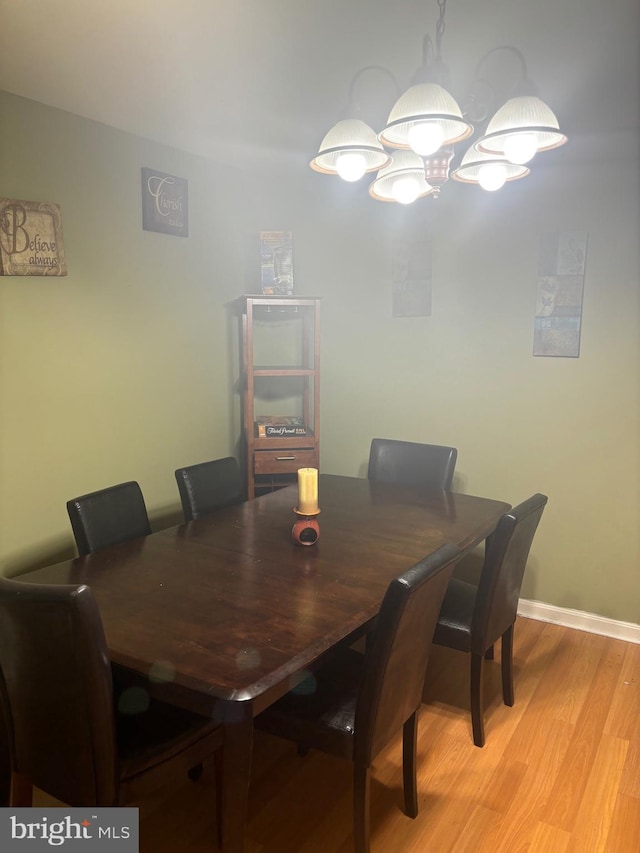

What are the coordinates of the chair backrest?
(354, 543, 461, 765)
(67, 481, 152, 557)
(0, 576, 119, 806)
(175, 457, 243, 521)
(367, 439, 458, 491)
(471, 493, 548, 653)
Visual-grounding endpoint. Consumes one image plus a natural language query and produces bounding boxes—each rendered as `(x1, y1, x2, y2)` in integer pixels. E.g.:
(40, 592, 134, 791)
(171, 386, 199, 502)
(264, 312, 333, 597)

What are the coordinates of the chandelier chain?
(435, 0, 447, 61)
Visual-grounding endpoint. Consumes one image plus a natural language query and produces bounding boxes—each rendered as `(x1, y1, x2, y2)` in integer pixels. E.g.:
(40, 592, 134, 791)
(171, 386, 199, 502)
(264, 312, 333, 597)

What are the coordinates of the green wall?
(1, 91, 638, 624)
(0, 92, 247, 570)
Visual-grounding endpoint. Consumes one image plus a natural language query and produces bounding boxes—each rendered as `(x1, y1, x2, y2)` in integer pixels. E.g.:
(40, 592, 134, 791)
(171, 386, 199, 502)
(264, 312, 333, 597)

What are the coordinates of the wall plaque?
(141, 168, 188, 237)
(0, 198, 67, 276)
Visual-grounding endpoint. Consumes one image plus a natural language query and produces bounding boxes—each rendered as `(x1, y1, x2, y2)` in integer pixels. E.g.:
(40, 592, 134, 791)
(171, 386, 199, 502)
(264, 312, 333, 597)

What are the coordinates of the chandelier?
(310, 0, 567, 204)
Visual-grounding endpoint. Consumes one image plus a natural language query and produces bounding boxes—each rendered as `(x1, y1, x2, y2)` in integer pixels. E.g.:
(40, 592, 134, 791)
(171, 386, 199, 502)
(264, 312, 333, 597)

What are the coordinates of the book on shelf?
(255, 416, 308, 438)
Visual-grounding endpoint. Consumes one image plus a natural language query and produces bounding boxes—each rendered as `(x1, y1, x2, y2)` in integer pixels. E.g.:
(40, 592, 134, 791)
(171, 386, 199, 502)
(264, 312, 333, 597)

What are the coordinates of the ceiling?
(0, 0, 638, 166)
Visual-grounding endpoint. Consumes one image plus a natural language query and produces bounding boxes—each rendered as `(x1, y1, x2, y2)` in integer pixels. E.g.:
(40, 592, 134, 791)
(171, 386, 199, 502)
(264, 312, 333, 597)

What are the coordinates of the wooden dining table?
(19, 474, 510, 852)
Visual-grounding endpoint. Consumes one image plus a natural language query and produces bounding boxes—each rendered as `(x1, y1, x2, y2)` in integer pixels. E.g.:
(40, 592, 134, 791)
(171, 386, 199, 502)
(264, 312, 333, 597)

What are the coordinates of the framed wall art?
(533, 231, 588, 358)
(0, 198, 67, 276)
(392, 238, 432, 318)
(141, 168, 188, 237)
(260, 231, 293, 294)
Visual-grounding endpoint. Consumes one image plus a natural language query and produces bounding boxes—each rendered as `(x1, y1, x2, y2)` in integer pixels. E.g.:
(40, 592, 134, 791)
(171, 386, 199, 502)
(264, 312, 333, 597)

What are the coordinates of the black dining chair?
(0, 575, 223, 836)
(66, 481, 152, 557)
(255, 544, 462, 853)
(367, 438, 458, 491)
(174, 456, 243, 522)
(432, 493, 548, 747)
(0, 705, 9, 807)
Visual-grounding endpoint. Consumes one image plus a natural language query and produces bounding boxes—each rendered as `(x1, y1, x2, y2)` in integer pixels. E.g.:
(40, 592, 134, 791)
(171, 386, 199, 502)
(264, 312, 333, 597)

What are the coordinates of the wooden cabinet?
(239, 295, 320, 499)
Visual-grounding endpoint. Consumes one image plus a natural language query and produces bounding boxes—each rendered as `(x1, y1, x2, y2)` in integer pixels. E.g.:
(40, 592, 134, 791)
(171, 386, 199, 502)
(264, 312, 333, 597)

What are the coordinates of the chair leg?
(10, 771, 33, 807)
(0, 727, 9, 807)
(470, 653, 485, 748)
(214, 749, 224, 850)
(365, 630, 375, 655)
(501, 624, 515, 707)
(402, 711, 419, 818)
(353, 763, 371, 853)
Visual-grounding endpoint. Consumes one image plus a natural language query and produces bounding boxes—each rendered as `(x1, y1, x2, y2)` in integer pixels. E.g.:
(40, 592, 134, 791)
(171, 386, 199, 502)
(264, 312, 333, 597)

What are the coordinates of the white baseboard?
(518, 599, 640, 645)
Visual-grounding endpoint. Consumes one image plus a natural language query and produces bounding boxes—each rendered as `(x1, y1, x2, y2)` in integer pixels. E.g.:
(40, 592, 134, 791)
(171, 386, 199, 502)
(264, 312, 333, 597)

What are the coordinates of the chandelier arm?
(421, 34, 434, 68)
(473, 45, 529, 90)
(347, 65, 401, 111)
(462, 45, 532, 125)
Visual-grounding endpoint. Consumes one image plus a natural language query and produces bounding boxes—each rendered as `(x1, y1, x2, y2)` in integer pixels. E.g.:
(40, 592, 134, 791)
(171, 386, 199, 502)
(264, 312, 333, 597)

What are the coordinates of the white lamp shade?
(476, 96, 567, 156)
(310, 119, 390, 175)
(368, 150, 433, 203)
(451, 145, 530, 186)
(379, 83, 473, 150)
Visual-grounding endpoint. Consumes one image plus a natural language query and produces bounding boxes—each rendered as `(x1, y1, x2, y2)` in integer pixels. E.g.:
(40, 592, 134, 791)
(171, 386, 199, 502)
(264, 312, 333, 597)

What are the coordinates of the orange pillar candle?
(297, 468, 318, 514)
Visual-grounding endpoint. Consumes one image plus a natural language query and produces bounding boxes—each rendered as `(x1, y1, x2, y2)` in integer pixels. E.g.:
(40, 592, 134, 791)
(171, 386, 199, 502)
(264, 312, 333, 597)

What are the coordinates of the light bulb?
(335, 152, 367, 182)
(478, 163, 507, 192)
(391, 175, 421, 205)
(503, 132, 537, 165)
(407, 123, 444, 156)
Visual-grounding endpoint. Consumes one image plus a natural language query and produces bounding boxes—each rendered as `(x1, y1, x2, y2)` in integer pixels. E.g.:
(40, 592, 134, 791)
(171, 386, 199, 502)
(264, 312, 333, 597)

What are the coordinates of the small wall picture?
(0, 198, 67, 276)
(533, 231, 588, 357)
(392, 239, 431, 317)
(260, 231, 293, 294)
(141, 168, 188, 237)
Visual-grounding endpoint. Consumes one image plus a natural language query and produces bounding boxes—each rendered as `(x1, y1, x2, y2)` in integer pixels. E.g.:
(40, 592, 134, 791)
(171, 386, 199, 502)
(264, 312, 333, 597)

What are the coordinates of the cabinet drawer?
(254, 449, 318, 475)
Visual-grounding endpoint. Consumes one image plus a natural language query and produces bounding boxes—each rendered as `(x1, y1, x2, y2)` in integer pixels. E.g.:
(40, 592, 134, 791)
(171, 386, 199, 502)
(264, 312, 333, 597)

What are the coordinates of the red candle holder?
(292, 507, 321, 546)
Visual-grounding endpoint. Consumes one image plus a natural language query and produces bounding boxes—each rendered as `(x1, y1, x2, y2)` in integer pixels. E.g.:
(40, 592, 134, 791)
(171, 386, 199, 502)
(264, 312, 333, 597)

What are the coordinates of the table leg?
(220, 700, 253, 853)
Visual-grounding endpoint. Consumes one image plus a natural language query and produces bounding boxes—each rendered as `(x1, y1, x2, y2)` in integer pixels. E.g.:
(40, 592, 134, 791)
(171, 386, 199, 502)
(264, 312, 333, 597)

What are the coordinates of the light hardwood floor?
(37, 617, 640, 851)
